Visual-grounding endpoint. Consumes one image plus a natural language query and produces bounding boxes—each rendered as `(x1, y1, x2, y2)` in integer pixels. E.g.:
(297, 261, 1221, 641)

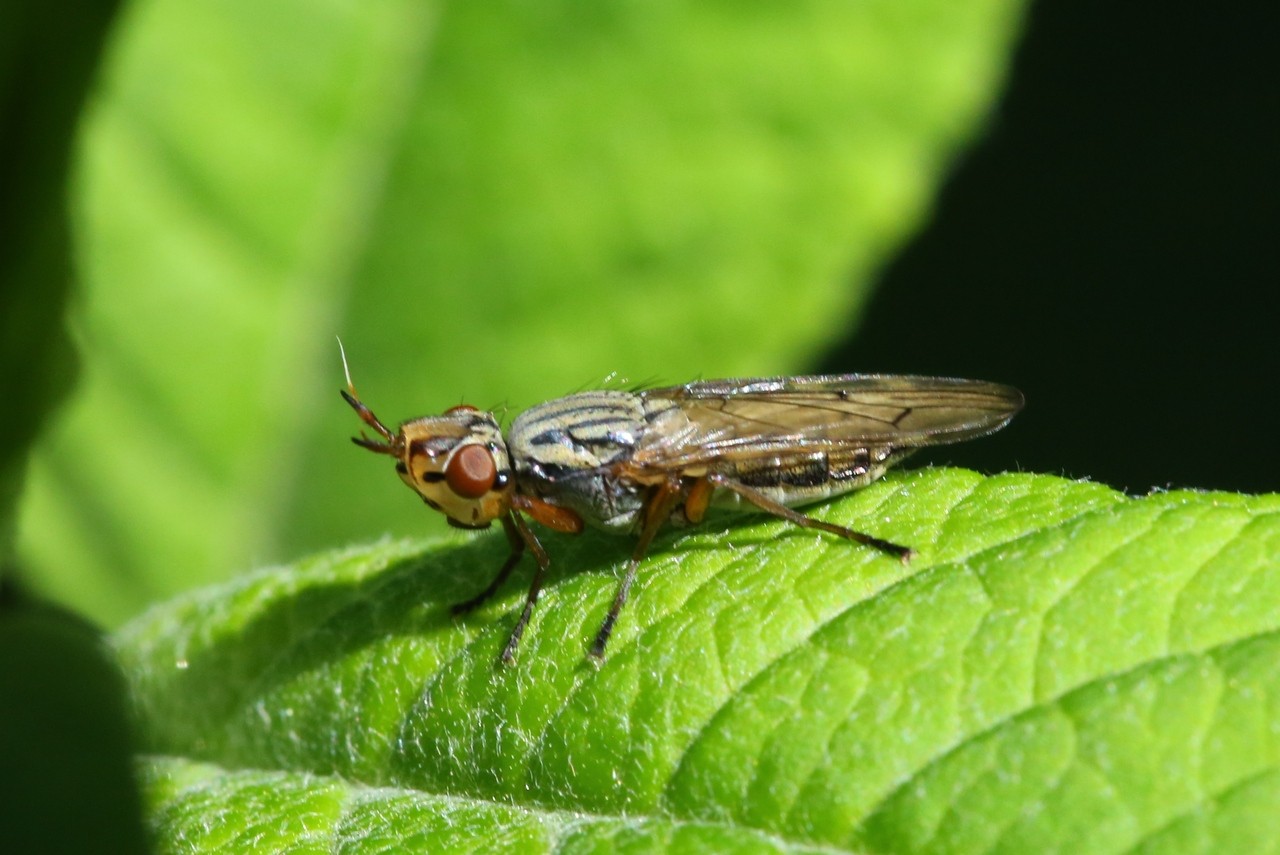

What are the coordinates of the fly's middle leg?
(588, 475, 685, 662)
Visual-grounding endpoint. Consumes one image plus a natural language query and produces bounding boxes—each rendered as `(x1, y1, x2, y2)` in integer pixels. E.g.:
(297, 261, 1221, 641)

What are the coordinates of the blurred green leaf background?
(15, 0, 1027, 626)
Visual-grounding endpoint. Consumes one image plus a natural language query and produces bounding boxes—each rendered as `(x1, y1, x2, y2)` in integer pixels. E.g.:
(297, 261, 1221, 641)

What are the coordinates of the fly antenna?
(337, 337, 399, 453)
(338, 336, 356, 392)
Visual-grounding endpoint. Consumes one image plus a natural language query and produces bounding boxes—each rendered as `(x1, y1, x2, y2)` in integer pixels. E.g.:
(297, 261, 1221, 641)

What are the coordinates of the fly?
(340, 348, 1023, 663)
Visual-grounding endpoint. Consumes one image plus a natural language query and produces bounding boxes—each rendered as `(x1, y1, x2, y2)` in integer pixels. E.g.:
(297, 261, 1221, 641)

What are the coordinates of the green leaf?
(117, 470, 1280, 852)
(18, 0, 1028, 625)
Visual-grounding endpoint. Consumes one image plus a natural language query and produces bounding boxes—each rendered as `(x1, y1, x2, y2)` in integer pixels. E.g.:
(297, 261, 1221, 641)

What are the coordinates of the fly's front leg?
(589, 475, 685, 662)
(455, 497, 584, 664)
(450, 511, 548, 664)
(705, 473, 914, 561)
(452, 514, 526, 616)
(500, 510, 554, 664)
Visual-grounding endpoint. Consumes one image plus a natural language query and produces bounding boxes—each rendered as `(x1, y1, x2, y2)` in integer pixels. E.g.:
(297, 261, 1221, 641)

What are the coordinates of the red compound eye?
(445, 444, 496, 498)
(445, 404, 478, 414)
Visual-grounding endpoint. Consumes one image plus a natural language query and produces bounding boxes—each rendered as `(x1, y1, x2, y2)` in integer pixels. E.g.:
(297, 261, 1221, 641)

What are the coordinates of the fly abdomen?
(711, 445, 912, 511)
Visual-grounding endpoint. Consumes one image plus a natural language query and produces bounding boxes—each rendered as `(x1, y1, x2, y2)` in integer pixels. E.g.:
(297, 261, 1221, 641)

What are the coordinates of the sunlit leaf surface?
(119, 471, 1280, 853)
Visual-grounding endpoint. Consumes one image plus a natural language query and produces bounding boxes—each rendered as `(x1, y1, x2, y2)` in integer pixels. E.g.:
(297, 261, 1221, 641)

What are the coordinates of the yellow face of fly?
(391, 408, 514, 529)
(342, 386, 514, 530)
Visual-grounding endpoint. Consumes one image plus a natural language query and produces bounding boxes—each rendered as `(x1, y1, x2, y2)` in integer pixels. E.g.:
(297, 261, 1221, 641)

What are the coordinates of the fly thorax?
(507, 391, 651, 530)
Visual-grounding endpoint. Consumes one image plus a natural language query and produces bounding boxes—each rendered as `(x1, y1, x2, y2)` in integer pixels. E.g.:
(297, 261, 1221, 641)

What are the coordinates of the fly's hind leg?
(705, 473, 914, 561)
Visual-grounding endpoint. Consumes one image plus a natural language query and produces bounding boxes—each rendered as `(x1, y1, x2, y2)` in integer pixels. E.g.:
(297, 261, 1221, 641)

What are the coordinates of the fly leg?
(453, 498, 584, 663)
(451, 514, 526, 615)
(588, 475, 685, 662)
(705, 473, 914, 561)
(499, 511, 553, 664)
(450, 512, 550, 664)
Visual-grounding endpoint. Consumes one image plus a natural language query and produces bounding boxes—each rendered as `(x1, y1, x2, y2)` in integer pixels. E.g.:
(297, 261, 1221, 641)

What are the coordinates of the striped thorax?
(508, 391, 672, 532)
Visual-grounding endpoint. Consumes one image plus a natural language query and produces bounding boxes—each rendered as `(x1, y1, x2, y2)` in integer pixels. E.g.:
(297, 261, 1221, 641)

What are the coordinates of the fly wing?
(633, 375, 1023, 469)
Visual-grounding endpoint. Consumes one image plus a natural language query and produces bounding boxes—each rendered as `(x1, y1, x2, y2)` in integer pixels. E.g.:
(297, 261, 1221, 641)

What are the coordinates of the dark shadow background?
(820, 0, 1278, 494)
(2, 3, 149, 852)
